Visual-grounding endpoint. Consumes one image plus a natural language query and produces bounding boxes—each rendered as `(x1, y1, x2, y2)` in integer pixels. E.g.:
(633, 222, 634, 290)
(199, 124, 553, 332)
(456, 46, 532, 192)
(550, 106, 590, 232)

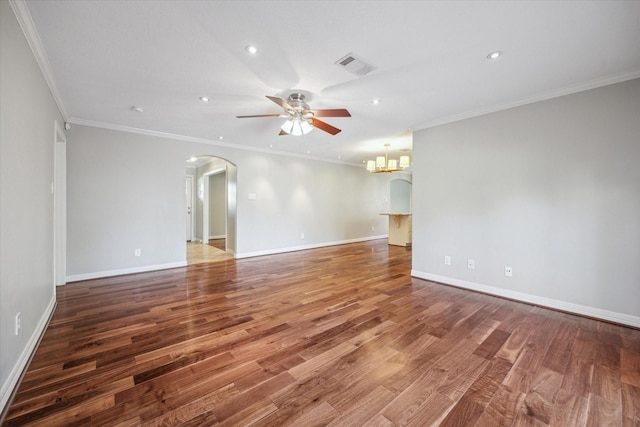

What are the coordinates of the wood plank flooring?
(186, 241, 233, 265)
(208, 239, 226, 251)
(3, 240, 640, 426)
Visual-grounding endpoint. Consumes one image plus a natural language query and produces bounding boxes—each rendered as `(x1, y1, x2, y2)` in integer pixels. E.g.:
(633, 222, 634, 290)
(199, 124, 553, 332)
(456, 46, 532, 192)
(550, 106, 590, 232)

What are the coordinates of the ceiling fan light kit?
(237, 93, 350, 136)
(281, 117, 313, 136)
(367, 144, 410, 173)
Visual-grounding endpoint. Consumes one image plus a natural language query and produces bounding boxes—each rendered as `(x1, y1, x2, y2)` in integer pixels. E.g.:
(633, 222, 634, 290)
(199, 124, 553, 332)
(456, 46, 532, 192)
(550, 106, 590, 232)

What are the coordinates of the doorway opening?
(390, 178, 412, 213)
(185, 156, 237, 265)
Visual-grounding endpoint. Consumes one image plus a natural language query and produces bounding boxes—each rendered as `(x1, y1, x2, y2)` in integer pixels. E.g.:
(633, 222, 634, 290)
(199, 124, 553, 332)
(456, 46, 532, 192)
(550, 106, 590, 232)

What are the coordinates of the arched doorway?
(390, 178, 411, 213)
(185, 156, 237, 264)
(386, 178, 412, 247)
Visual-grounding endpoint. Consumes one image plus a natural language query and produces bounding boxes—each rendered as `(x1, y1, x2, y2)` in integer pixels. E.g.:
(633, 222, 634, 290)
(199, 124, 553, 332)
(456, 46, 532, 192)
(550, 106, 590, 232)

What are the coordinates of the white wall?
(209, 172, 226, 238)
(66, 126, 188, 279)
(236, 153, 393, 256)
(194, 157, 228, 242)
(0, 1, 63, 412)
(412, 78, 640, 327)
(66, 124, 395, 279)
(390, 178, 412, 213)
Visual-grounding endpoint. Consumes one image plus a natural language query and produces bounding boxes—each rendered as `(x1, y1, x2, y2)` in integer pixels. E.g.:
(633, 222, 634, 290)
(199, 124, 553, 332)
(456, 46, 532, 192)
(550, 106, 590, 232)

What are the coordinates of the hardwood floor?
(3, 240, 640, 426)
(208, 239, 226, 251)
(186, 241, 233, 265)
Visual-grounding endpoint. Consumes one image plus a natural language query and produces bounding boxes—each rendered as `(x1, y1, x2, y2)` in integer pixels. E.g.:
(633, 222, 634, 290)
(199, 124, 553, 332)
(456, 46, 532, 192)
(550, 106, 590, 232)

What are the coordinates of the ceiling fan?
(236, 93, 351, 136)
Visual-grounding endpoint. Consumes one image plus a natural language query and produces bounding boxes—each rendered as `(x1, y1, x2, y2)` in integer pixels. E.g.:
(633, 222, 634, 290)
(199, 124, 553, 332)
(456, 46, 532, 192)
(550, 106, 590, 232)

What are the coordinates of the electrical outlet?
(467, 259, 475, 270)
(505, 266, 513, 277)
(134, 248, 141, 256)
(15, 313, 21, 336)
(444, 256, 451, 265)
(300, 233, 305, 239)
(371, 226, 375, 232)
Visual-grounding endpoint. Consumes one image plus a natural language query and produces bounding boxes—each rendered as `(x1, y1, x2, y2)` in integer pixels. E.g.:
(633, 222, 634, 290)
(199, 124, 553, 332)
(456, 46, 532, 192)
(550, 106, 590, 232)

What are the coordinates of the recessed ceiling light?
(245, 45, 258, 55)
(487, 51, 502, 60)
(218, 136, 223, 140)
(372, 99, 381, 105)
(187, 157, 197, 162)
(199, 96, 209, 102)
(131, 106, 144, 113)
(337, 155, 341, 159)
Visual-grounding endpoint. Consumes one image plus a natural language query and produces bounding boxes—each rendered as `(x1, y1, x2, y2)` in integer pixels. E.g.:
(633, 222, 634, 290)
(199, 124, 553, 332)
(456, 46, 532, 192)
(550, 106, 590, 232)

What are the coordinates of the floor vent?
(335, 53, 375, 77)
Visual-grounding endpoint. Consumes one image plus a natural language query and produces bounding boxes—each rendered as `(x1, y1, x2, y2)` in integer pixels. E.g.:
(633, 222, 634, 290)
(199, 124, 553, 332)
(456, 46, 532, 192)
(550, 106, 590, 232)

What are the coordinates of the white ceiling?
(23, 0, 640, 166)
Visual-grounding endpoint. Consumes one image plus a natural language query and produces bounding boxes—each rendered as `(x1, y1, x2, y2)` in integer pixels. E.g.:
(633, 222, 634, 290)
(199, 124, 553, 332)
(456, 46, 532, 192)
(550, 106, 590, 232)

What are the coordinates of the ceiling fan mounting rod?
(287, 93, 310, 113)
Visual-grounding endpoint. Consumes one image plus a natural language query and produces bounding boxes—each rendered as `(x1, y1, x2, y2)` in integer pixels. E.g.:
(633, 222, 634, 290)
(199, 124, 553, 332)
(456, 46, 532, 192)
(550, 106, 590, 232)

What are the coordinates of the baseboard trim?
(411, 270, 640, 328)
(67, 261, 187, 282)
(235, 235, 388, 259)
(0, 294, 56, 418)
(64, 236, 388, 281)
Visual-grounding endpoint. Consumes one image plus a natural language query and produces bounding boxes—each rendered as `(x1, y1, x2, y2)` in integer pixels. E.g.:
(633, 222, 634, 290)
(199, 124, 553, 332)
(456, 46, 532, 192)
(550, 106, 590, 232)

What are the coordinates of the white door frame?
(185, 175, 195, 241)
(53, 120, 67, 286)
(186, 156, 236, 258)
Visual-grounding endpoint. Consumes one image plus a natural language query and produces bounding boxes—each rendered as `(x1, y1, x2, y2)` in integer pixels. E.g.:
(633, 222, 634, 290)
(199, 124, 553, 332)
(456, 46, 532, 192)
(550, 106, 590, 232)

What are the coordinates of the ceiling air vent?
(335, 53, 375, 77)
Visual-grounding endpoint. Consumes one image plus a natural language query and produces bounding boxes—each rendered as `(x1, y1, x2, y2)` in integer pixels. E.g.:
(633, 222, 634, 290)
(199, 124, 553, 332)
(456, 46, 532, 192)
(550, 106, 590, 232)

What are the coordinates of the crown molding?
(68, 118, 365, 169)
(7, 0, 357, 169)
(9, 0, 68, 120)
(416, 70, 640, 131)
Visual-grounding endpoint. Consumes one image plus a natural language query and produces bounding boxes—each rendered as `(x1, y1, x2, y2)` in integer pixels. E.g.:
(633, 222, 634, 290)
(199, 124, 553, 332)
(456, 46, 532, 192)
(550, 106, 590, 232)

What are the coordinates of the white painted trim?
(411, 270, 640, 329)
(53, 120, 67, 287)
(209, 235, 226, 240)
(67, 118, 366, 168)
(185, 175, 195, 243)
(202, 173, 210, 247)
(203, 168, 226, 177)
(235, 235, 388, 259)
(0, 294, 56, 414)
(66, 261, 187, 282)
(65, 237, 389, 279)
(9, 0, 68, 120)
(415, 71, 640, 131)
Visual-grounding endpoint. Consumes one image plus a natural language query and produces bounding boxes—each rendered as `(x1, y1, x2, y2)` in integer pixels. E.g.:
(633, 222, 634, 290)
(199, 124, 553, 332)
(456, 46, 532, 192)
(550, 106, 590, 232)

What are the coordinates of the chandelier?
(366, 143, 410, 173)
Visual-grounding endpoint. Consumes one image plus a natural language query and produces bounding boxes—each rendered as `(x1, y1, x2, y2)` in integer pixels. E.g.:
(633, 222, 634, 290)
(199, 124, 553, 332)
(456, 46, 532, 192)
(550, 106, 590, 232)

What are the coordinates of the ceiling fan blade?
(279, 129, 289, 136)
(310, 118, 341, 135)
(266, 95, 293, 111)
(310, 108, 351, 117)
(236, 114, 283, 118)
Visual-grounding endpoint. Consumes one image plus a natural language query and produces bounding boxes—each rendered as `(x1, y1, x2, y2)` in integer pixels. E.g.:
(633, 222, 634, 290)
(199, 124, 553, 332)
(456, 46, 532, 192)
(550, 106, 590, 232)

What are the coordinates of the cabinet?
(380, 213, 412, 246)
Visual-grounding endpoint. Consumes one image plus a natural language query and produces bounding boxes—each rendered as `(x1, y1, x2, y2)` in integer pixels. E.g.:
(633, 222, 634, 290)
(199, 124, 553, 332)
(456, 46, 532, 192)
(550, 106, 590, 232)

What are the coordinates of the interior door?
(185, 176, 194, 241)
